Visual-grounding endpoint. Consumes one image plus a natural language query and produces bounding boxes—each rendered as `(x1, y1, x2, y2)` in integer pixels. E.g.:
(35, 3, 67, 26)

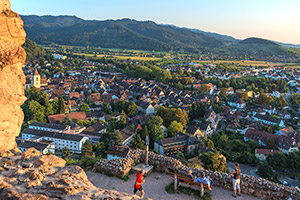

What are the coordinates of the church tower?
(32, 68, 41, 88)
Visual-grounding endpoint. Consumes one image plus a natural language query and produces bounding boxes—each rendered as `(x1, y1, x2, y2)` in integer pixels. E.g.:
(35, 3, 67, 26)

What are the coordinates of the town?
(18, 44, 300, 190)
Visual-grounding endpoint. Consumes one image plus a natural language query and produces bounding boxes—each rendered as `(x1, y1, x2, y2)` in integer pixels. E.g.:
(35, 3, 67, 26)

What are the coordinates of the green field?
(74, 53, 162, 61)
(195, 60, 284, 67)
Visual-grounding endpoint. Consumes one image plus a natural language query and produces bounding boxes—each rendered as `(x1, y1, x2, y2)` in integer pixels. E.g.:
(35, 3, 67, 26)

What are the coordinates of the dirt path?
(86, 170, 260, 200)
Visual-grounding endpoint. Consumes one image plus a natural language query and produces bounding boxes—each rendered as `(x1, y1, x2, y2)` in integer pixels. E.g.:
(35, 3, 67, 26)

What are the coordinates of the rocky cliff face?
(0, 0, 27, 151)
(0, 1, 140, 199)
(0, 148, 140, 200)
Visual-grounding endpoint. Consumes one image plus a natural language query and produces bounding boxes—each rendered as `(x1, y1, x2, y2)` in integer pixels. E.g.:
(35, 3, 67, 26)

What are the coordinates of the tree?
(28, 100, 46, 122)
(219, 88, 228, 98)
(204, 138, 215, 149)
(287, 152, 300, 170)
(266, 152, 287, 171)
(130, 134, 145, 149)
(236, 91, 248, 101)
(101, 103, 111, 114)
(257, 93, 272, 106)
(167, 121, 183, 137)
(189, 102, 206, 120)
(119, 110, 127, 128)
(200, 152, 227, 173)
(60, 114, 74, 126)
(57, 97, 66, 114)
(81, 140, 95, 158)
(199, 84, 210, 93)
(93, 142, 106, 157)
(157, 106, 188, 128)
(112, 130, 124, 146)
(257, 161, 274, 180)
(78, 103, 90, 113)
(62, 147, 71, 159)
(266, 138, 277, 149)
(176, 151, 185, 159)
(127, 101, 138, 117)
(145, 116, 163, 141)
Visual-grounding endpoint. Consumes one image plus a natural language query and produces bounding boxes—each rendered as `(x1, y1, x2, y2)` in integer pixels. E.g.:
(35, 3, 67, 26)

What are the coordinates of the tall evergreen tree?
(81, 140, 95, 158)
(57, 97, 66, 114)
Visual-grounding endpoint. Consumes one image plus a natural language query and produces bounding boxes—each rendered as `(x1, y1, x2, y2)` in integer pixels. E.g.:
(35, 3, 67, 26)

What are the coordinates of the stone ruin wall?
(94, 149, 300, 200)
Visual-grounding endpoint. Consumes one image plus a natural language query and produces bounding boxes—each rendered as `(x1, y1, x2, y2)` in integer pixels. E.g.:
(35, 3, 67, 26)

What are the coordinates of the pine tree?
(81, 140, 95, 158)
(62, 146, 71, 159)
(113, 130, 124, 146)
(119, 110, 127, 128)
(57, 97, 66, 114)
(130, 134, 145, 149)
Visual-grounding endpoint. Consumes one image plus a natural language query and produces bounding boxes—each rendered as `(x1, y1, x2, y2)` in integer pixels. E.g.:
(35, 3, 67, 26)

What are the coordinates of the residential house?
(262, 105, 276, 115)
(276, 127, 295, 137)
(244, 129, 280, 146)
(253, 113, 284, 127)
(79, 122, 107, 144)
(205, 109, 219, 130)
(186, 126, 204, 138)
(255, 148, 281, 161)
(120, 126, 136, 146)
(154, 135, 200, 156)
(277, 136, 299, 154)
(195, 122, 213, 136)
(228, 97, 246, 109)
(277, 110, 291, 120)
(137, 101, 155, 115)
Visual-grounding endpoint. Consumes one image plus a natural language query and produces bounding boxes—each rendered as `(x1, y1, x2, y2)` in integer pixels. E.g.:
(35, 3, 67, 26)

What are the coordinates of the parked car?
(282, 181, 288, 185)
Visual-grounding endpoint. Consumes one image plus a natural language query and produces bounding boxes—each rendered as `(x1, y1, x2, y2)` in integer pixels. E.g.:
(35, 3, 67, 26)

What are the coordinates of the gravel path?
(86, 170, 260, 200)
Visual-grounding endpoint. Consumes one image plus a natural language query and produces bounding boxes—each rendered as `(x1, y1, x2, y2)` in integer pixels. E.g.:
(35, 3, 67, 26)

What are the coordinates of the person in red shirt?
(133, 170, 145, 198)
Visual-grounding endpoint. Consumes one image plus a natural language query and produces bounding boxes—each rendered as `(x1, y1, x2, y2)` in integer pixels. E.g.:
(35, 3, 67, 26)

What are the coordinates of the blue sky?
(11, 0, 300, 44)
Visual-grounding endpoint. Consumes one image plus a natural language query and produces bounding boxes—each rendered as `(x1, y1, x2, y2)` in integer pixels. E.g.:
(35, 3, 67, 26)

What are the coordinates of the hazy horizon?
(11, 0, 300, 44)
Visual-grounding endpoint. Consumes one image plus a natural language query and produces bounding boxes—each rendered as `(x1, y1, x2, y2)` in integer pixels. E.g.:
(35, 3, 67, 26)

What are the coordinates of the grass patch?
(165, 182, 212, 200)
(121, 170, 132, 182)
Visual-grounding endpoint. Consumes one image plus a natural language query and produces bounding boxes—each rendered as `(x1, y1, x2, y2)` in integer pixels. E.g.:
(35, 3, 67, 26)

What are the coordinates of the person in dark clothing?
(188, 170, 196, 181)
(231, 163, 241, 197)
(133, 170, 145, 198)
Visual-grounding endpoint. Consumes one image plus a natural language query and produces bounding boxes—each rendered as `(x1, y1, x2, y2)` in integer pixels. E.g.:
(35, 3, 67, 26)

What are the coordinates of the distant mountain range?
(20, 15, 300, 59)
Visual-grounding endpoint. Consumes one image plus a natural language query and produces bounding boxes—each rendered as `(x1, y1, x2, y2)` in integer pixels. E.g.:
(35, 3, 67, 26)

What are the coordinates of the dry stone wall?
(94, 149, 300, 200)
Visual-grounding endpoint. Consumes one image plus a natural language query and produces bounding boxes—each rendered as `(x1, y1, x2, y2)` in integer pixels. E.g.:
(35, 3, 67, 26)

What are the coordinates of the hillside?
(20, 15, 226, 52)
(20, 15, 300, 59)
(218, 37, 299, 58)
(22, 38, 46, 61)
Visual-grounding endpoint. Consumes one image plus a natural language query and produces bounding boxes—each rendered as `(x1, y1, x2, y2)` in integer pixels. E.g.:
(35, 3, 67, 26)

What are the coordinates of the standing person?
(231, 163, 241, 198)
(133, 170, 145, 198)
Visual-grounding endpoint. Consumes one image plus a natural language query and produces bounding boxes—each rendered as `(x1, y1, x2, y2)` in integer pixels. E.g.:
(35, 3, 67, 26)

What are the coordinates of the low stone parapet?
(93, 149, 300, 200)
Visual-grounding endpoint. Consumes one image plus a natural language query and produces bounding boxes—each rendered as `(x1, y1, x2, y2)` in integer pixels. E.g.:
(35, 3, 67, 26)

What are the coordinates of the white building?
(29, 122, 70, 133)
(16, 138, 55, 154)
(22, 128, 88, 153)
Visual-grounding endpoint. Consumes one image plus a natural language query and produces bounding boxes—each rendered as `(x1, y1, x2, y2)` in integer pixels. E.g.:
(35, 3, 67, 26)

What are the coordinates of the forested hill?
(218, 37, 300, 59)
(22, 38, 46, 61)
(20, 15, 227, 52)
(20, 15, 300, 59)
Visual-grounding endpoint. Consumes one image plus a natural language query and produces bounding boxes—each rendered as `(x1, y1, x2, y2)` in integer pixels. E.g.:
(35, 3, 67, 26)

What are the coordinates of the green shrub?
(79, 156, 101, 168)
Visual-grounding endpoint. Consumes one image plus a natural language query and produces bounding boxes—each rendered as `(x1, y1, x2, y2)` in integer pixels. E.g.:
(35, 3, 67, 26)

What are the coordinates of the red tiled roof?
(255, 148, 281, 155)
